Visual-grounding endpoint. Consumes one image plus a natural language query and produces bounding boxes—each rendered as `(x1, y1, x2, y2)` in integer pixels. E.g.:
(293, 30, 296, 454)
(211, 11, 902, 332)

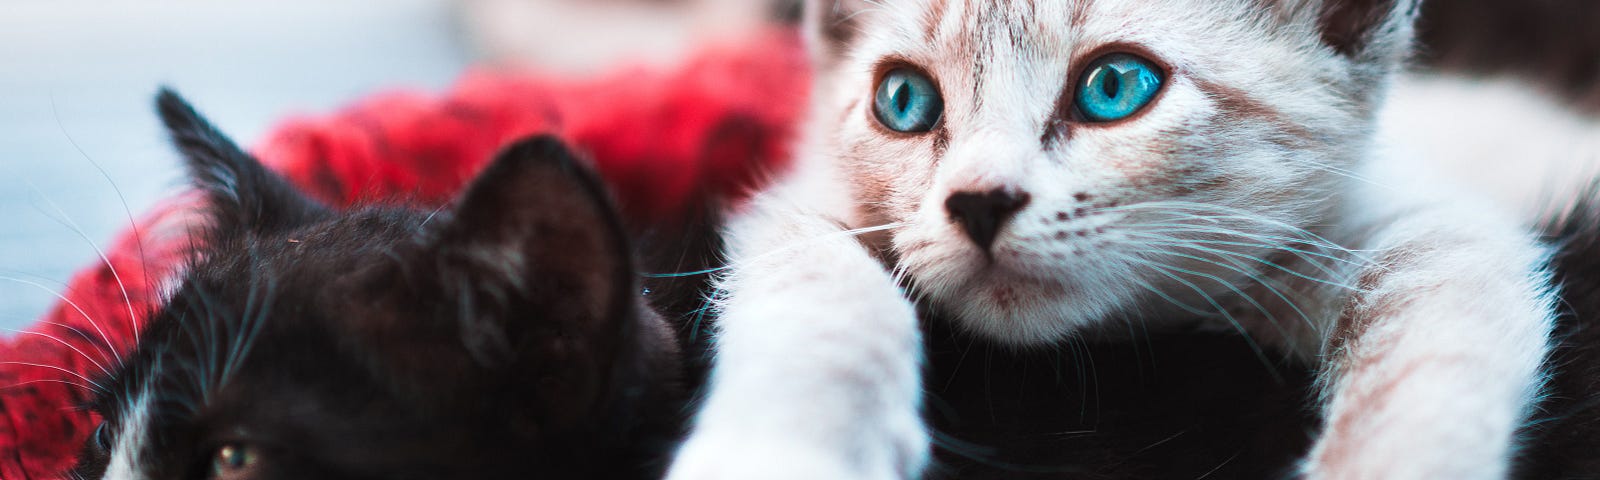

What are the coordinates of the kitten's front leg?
(1305, 209, 1556, 479)
(667, 200, 928, 479)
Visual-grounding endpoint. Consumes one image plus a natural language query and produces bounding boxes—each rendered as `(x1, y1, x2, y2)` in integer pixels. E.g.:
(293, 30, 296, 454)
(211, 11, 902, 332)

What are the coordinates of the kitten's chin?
(927, 269, 1121, 347)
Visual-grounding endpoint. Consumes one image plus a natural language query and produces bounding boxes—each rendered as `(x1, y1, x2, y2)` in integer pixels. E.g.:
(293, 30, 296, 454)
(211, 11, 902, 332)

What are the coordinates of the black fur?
(1418, 0, 1600, 113)
(74, 91, 686, 479)
(922, 320, 1316, 479)
(1513, 184, 1600, 478)
(1315, 0, 1418, 58)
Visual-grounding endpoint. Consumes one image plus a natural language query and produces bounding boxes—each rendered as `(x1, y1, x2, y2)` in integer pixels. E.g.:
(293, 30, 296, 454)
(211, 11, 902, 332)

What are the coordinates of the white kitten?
(672, 1, 1558, 478)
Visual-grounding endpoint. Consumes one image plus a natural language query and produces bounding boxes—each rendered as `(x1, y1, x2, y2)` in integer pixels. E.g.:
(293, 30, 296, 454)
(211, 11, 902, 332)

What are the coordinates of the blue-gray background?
(0, 1, 469, 329)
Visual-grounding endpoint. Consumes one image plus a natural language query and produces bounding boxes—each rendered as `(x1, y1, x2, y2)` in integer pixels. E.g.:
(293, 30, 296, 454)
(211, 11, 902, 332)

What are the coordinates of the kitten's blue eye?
(1075, 53, 1165, 123)
(873, 68, 944, 133)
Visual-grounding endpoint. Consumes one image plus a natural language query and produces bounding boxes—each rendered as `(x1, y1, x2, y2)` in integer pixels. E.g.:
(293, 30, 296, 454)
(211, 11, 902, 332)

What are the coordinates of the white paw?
(667, 440, 864, 480)
(1302, 435, 1509, 480)
(667, 425, 928, 480)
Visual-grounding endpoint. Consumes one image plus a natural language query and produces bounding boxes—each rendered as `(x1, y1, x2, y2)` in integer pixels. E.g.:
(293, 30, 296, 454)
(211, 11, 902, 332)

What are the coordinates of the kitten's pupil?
(894, 83, 912, 113)
(1101, 70, 1121, 99)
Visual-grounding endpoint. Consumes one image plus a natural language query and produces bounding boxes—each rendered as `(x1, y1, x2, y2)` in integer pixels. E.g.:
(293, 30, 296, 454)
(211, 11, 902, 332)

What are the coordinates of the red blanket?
(0, 29, 807, 478)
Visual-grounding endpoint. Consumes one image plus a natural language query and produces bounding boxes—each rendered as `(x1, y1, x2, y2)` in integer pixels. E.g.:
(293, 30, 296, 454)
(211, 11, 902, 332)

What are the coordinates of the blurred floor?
(0, 0, 470, 329)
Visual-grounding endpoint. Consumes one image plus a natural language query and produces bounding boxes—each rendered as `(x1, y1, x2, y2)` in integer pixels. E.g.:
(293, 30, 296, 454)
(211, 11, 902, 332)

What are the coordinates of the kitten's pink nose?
(945, 189, 1030, 252)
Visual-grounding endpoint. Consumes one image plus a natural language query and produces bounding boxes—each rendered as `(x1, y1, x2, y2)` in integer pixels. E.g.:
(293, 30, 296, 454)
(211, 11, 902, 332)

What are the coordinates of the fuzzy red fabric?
(0, 29, 807, 478)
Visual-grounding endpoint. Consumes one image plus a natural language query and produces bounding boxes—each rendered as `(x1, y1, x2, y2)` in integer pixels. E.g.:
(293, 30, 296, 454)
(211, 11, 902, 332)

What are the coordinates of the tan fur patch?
(1196, 80, 1294, 134)
(1316, 352, 1472, 470)
(922, 0, 948, 43)
(1194, 79, 1319, 150)
(1068, 0, 1094, 28)
(1328, 245, 1426, 358)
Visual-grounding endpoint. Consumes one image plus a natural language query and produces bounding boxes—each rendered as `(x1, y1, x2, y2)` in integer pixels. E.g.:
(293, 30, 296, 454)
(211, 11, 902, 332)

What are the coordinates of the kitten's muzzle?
(945, 189, 1030, 253)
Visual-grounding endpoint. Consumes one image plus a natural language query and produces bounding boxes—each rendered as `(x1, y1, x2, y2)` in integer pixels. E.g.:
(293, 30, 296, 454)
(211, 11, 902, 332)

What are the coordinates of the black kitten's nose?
(945, 189, 1030, 251)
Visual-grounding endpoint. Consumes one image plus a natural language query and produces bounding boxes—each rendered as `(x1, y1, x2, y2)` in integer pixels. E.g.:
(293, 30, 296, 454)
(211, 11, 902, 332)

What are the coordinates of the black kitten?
(73, 90, 684, 479)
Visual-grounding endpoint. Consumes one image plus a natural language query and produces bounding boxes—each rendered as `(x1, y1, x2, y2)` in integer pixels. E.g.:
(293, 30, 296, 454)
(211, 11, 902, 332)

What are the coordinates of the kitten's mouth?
(933, 268, 1104, 345)
(902, 240, 1117, 343)
(965, 265, 1078, 306)
(982, 248, 1074, 284)
(987, 284, 1020, 308)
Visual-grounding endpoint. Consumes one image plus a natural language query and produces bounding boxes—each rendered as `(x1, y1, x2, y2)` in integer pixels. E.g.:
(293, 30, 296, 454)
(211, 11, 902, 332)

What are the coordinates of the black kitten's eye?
(92, 423, 114, 451)
(209, 444, 260, 479)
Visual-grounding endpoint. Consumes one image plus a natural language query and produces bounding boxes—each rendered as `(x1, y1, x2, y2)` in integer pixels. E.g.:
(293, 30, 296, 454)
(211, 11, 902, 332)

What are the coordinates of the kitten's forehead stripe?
(899, 0, 1108, 129)
(1069, 0, 1093, 27)
(968, 1, 991, 113)
(1192, 78, 1315, 144)
(1195, 80, 1281, 123)
(964, 0, 1041, 114)
(922, 0, 947, 43)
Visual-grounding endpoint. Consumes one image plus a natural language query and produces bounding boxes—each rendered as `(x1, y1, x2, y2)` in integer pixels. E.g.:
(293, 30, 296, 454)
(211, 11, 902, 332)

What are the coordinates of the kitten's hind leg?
(1304, 205, 1557, 479)
(668, 198, 928, 480)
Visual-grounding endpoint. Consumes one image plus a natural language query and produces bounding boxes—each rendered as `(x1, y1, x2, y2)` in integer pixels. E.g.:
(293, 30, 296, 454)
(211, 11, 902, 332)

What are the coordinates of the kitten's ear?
(433, 136, 637, 423)
(804, 0, 875, 67)
(1301, 0, 1422, 61)
(156, 89, 324, 238)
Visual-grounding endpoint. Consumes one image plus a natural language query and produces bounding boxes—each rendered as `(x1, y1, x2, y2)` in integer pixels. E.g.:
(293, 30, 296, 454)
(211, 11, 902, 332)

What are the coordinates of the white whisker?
(3, 379, 102, 395)
(1130, 247, 1318, 336)
(0, 361, 109, 394)
(1127, 235, 1363, 291)
(3, 328, 114, 378)
(1123, 260, 1279, 379)
(1101, 200, 1370, 261)
(0, 275, 125, 368)
(55, 97, 159, 341)
(1125, 253, 1295, 343)
(27, 184, 143, 348)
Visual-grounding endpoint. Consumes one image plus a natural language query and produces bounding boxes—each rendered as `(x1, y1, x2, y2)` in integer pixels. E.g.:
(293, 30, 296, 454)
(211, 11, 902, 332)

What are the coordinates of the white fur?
(101, 381, 154, 480)
(1301, 157, 1557, 479)
(668, 144, 928, 479)
(1381, 72, 1600, 215)
(672, 0, 1561, 478)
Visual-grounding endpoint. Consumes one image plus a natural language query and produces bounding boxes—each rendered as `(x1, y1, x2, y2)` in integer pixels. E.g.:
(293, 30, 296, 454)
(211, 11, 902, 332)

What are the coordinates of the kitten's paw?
(666, 442, 856, 480)
(667, 437, 916, 480)
(1302, 437, 1509, 480)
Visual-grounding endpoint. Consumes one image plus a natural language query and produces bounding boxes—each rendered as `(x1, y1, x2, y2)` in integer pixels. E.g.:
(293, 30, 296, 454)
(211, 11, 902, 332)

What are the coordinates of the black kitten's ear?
(156, 88, 323, 238)
(1304, 0, 1422, 60)
(434, 136, 636, 422)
